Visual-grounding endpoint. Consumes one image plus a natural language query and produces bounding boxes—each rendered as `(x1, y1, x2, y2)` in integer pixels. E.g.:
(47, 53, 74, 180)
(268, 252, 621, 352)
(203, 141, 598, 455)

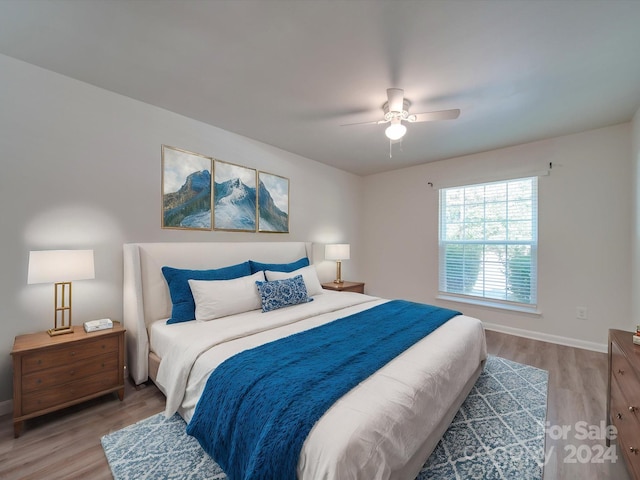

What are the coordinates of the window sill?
(436, 294, 542, 316)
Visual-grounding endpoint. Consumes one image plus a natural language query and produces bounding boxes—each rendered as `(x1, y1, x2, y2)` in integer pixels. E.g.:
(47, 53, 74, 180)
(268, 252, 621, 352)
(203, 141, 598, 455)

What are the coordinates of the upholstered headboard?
(123, 241, 313, 384)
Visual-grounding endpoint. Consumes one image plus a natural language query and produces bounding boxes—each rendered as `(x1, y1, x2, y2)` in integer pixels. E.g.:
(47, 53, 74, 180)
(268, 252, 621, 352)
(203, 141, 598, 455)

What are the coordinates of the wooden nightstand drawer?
(22, 336, 118, 374)
(22, 354, 118, 393)
(22, 370, 119, 415)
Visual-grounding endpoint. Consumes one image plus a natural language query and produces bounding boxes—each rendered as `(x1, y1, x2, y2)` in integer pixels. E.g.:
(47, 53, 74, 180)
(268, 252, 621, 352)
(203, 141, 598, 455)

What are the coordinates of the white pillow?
(188, 271, 265, 321)
(265, 265, 323, 296)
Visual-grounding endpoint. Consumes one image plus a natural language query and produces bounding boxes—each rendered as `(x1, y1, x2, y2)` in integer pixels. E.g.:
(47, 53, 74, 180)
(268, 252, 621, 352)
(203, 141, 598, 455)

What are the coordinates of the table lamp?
(27, 250, 95, 336)
(325, 244, 350, 284)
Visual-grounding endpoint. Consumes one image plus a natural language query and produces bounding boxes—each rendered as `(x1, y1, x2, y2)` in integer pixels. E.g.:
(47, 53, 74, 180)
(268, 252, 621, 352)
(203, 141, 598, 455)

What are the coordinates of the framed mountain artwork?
(213, 159, 257, 232)
(258, 171, 289, 233)
(161, 145, 213, 230)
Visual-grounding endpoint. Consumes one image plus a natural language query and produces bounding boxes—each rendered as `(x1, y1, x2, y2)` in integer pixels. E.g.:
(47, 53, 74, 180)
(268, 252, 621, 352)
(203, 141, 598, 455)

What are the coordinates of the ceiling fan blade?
(340, 119, 389, 127)
(409, 109, 461, 122)
(386, 88, 405, 112)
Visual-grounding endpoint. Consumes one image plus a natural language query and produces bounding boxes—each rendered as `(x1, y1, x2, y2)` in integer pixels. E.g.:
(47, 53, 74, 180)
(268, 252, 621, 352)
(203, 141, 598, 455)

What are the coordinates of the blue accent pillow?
(255, 275, 313, 312)
(249, 257, 309, 274)
(162, 262, 252, 324)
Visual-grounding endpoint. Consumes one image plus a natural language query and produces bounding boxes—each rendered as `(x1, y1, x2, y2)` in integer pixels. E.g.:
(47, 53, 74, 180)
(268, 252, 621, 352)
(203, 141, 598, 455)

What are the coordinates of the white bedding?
(152, 290, 487, 479)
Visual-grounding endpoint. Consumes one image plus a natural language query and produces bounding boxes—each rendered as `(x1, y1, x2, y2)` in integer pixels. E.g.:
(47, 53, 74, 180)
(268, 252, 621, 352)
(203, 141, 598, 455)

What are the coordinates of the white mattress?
(153, 291, 486, 479)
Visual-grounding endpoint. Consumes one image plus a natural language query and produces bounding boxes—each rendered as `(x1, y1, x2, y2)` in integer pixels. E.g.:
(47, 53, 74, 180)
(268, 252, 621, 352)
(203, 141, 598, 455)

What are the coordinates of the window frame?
(437, 176, 539, 314)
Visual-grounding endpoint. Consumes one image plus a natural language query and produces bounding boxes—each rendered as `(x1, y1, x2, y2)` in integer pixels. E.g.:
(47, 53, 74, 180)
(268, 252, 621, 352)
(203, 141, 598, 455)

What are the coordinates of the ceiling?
(1, 1, 639, 176)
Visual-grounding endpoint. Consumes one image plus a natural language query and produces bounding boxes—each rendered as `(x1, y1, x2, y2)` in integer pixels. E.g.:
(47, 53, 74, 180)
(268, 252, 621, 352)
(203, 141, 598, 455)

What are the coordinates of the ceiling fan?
(341, 88, 460, 141)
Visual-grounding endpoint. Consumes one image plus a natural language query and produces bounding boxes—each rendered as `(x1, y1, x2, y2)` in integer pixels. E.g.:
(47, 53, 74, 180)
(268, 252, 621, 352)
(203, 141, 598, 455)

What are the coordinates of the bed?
(123, 241, 487, 479)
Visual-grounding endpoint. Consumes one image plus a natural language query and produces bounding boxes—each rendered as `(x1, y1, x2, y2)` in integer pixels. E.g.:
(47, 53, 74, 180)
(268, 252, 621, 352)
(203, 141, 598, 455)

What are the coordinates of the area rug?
(102, 355, 547, 480)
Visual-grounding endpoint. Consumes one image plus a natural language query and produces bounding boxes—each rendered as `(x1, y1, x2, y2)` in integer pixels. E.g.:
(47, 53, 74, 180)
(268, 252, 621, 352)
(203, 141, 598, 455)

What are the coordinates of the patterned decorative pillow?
(255, 275, 313, 312)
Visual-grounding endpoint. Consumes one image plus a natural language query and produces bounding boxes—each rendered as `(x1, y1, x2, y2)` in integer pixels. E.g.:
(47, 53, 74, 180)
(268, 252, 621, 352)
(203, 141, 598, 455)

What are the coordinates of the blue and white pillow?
(162, 262, 252, 324)
(255, 275, 313, 312)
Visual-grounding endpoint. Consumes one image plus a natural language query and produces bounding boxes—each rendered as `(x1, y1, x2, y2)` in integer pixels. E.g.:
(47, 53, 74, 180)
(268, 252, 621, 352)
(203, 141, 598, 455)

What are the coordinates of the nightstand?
(11, 322, 125, 437)
(321, 281, 365, 294)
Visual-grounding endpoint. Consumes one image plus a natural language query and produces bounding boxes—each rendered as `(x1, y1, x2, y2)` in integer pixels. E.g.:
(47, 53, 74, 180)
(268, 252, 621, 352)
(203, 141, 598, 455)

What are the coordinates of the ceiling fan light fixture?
(385, 119, 407, 140)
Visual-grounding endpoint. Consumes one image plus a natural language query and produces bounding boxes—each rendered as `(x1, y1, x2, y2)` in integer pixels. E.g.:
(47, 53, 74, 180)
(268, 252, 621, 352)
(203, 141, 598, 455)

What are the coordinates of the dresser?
(607, 329, 640, 479)
(11, 322, 125, 437)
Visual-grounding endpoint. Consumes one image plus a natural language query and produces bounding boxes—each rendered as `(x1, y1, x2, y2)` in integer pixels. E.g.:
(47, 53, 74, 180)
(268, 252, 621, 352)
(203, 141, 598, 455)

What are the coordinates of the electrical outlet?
(576, 307, 588, 320)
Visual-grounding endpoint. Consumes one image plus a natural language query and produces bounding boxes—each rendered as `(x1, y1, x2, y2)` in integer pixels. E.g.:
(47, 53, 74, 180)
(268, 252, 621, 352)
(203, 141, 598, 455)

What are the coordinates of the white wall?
(1, 49, 635, 409)
(362, 124, 632, 350)
(0, 54, 363, 404)
(632, 107, 640, 332)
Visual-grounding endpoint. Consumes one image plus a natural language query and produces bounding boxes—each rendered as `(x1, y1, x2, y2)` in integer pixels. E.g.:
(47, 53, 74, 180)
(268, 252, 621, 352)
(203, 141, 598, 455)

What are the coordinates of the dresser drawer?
(611, 342, 640, 423)
(611, 374, 640, 431)
(21, 336, 119, 374)
(22, 370, 119, 415)
(22, 354, 118, 394)
(610, 377, 640, 478)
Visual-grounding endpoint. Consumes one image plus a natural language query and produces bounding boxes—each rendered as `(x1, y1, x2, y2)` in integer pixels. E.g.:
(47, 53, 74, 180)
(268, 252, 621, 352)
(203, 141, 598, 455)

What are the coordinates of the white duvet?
(153, 292, 487, 479)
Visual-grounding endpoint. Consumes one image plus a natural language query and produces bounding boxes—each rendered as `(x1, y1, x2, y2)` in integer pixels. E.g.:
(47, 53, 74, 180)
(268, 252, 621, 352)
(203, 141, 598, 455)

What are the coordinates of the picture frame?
(258, 171, 289, 233)
(161, 145, 212, 230)
(213, 159, 257, 232)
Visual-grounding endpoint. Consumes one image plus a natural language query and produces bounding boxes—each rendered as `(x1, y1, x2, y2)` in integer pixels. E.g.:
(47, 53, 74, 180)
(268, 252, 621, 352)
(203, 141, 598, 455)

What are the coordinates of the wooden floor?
(0, 330, 632, 479)
(487, 330, 630, 480)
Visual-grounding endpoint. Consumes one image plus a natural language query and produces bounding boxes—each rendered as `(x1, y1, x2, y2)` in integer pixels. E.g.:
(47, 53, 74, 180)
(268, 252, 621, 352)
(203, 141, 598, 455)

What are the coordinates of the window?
(438, 176, 538, 310)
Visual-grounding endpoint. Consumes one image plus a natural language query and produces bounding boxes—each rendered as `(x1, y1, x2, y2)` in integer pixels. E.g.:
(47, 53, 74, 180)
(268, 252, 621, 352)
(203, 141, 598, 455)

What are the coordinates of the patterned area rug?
(102, 356, 547, 480)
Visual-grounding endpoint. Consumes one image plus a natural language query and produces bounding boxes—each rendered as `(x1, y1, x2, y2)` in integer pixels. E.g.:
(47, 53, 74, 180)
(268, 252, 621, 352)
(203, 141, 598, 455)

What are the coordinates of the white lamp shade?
(27, 250, 95, 284)
(385, 120, 407, 140)
(325, 244, 350, 261)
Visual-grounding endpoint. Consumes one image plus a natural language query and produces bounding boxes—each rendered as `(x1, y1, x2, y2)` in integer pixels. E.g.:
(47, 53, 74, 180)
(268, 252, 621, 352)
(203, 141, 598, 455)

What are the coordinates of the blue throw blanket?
(186, 300, 460, 480)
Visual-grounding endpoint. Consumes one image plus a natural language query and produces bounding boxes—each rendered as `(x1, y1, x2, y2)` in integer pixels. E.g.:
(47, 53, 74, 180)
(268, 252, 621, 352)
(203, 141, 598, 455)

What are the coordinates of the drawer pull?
(630, 447, 639, 455)
(630, 406, 638, 413)
(70, 351, 76, 356)
(618, 368, 625, 375)
(617, 413, 623, 419)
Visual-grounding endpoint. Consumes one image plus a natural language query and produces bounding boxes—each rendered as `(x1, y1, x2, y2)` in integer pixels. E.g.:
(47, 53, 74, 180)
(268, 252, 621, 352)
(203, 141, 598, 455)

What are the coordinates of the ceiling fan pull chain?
(389, 139, 393, 158)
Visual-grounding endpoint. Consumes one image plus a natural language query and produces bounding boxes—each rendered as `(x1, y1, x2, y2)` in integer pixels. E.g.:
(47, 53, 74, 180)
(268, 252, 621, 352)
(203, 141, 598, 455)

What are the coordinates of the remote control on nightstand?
(84, 318, 113, 332)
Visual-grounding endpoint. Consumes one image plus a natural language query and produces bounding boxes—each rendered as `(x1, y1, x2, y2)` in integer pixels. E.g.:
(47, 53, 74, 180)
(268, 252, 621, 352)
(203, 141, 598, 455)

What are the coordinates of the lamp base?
(47, 326, 74, 337)
(333, 260, 343, 284)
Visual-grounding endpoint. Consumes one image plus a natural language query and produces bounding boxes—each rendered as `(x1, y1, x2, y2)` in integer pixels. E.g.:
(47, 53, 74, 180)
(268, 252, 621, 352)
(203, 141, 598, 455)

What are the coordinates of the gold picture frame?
(161, 145, 213, 230)
(258, 171, 289, 233)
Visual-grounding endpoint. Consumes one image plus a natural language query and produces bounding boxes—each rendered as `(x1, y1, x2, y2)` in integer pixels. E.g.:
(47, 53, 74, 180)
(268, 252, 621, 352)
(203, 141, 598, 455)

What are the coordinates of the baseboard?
(0, 398, 12, 417)
(483, 322, 608, 353)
